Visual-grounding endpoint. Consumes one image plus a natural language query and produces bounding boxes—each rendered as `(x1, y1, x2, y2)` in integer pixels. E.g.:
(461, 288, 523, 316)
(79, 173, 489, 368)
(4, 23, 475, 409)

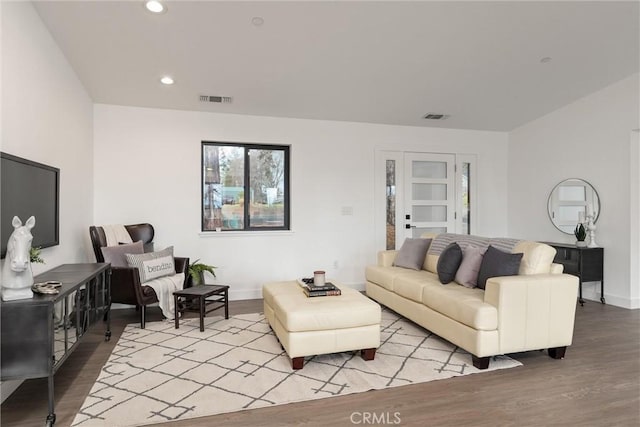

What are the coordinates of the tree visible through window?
(202, 142, 290, 231)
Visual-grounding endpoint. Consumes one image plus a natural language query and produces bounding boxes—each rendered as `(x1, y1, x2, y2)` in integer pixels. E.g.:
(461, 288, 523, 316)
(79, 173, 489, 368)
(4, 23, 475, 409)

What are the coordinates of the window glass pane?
(203, 145, 244, 230)
(412, 161, 447, 179)
(248, 149, 285, 228)
(202, 142, 289, 232)
(412, 205, 447, 222)
(462, 162, 470, 234)
(412, 183, 446, 200)
(386, 160, 396, 250)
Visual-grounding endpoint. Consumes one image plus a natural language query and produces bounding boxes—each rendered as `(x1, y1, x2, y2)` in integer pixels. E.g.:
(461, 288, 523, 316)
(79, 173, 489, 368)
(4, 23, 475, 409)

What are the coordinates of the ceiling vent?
(423, 113, 449, 120)
(199, 95, 233, 104)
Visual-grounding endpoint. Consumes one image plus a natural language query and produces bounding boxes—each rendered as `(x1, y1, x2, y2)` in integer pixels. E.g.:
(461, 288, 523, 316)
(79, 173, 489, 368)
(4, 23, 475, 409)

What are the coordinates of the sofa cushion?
(393, 238, 432, 270)
(437, 242, 463, 284)
(393, 271, 439, 302)
(455, 245, 487, 288)
(477, 246, 523, 290)
(513, 241, 556, 274)
(365, 265, 432, 292)
(421, 282, 498, 331)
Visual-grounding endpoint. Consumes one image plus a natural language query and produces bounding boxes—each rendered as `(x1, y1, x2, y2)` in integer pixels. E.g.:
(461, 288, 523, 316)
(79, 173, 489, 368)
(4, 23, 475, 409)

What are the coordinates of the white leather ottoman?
(263, 281, 381, 369)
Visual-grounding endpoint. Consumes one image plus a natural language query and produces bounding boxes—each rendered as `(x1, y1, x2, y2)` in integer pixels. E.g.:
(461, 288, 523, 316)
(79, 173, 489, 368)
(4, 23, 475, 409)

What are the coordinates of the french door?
(375, 150, 475, 251)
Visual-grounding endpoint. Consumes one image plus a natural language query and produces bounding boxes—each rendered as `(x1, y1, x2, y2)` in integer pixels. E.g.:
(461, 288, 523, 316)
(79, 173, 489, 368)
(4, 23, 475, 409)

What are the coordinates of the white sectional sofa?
(365, 233, 579, 369)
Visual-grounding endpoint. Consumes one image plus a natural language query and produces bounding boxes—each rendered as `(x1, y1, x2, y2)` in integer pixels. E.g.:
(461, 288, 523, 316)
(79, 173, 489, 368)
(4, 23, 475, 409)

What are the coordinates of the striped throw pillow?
(125, 246, 176, 283)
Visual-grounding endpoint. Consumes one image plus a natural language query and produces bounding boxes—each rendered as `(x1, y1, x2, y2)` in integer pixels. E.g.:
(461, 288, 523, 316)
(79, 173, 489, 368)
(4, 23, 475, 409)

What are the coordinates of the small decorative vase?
(576, 240, 588, 248)
(196, 271, 205, 285)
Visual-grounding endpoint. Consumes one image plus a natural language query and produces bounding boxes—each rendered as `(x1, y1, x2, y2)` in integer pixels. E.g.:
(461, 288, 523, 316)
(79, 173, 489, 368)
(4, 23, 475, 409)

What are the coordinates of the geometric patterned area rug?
(72, 309, 521, 426)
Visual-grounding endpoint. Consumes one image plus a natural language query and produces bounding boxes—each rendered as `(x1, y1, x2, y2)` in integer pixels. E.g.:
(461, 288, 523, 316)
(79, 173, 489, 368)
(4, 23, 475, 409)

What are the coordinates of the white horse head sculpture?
(1, 216, 36, 301)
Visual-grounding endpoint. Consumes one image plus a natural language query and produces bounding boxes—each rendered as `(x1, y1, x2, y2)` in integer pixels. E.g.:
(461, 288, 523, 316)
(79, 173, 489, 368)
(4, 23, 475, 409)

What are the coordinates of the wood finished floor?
(1, 299, 639, 427)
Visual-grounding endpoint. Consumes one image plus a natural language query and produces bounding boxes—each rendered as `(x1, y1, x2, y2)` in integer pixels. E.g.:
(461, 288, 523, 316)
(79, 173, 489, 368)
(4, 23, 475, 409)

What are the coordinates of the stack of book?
(297, 278, 341, 297)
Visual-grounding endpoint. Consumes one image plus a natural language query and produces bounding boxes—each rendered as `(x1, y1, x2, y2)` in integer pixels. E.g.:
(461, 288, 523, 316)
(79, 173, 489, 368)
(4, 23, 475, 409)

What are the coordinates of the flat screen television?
(1, 152, 60, 258)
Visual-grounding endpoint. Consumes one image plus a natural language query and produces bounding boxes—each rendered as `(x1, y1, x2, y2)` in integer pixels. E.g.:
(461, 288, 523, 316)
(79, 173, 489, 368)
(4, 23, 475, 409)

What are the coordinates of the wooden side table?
(545, 242, 604, 306)
(173, 285, 229, 332)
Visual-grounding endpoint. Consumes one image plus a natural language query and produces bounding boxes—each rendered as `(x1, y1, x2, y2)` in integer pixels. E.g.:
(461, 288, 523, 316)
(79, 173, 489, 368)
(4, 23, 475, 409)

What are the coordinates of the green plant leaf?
(30, 246, 45, 264)
(188, 260, 217, 280)
(574, 223, 587, 241)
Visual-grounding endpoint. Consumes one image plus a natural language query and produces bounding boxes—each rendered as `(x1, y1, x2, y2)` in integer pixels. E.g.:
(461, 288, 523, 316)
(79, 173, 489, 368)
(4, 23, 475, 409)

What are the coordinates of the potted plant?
(30, 246, 45, 264)
(574, 223, 587, 247)
(188, 260, 216, 285)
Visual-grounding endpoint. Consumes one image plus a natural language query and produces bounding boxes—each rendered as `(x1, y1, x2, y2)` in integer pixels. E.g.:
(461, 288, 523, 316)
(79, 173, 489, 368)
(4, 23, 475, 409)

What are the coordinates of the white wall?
(2, 1, 94, 269)
(1, 1, 94, 401)
(93, 104, 509, 299)
(508, 74, 640, 308)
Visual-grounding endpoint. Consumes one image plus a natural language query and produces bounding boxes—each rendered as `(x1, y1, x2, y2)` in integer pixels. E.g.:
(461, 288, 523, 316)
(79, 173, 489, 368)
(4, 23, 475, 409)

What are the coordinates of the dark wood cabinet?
(545, 243, 604, 305)
(1, 263, 111, 426)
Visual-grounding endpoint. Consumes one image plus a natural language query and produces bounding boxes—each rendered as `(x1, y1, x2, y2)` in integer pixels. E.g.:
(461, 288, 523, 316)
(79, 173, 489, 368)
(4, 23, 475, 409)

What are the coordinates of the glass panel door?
(402, 153, 455, 239)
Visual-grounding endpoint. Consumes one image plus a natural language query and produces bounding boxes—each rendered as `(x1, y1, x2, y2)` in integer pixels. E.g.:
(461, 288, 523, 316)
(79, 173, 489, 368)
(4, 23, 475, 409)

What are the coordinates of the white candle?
(313, 270, 326, 286)
(587, 203, 593, 217)
(578, 211, 585, 223)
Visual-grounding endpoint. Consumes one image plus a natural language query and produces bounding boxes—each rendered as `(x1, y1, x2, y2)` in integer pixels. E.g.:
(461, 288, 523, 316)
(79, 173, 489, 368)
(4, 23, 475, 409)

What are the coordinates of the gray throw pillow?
(477, 245, 523, 290)
(101, 241, 144, 267)
(437, 242, 463, 284)
(393, 238, 432, 270)
(125, 246, 176, 283)
(119, 240, 154, 253)
(455, 245, 487, 288)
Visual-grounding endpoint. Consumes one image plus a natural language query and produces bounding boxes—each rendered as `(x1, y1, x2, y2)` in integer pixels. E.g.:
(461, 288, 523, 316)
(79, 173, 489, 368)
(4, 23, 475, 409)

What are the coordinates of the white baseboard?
(581, 283, 638, 309)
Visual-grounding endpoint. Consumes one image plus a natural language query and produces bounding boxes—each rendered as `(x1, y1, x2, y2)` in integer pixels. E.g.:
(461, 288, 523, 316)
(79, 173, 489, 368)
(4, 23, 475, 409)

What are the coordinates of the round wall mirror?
(548, 178, 600, 235)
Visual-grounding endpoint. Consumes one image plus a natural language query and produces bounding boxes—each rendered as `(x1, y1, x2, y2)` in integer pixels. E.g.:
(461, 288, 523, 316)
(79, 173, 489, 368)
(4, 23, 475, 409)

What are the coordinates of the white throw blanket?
(103, 224, 133, 246)
(145, 273, 185, 319)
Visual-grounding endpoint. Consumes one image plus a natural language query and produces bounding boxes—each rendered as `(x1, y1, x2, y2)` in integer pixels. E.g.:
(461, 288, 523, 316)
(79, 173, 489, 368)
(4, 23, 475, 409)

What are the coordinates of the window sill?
(198, 230, 295, 237)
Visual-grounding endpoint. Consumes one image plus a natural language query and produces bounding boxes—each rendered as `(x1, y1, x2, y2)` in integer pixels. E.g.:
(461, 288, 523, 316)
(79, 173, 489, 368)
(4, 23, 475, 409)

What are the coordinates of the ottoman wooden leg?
(472, 355, 490, 370)
(361, 348, 376, 361)
(292, 357, 304, 370)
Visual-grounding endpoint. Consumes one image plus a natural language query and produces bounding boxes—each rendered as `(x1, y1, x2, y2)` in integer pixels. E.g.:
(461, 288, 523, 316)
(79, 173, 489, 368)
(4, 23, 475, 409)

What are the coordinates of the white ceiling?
(33, 1, 639, 131)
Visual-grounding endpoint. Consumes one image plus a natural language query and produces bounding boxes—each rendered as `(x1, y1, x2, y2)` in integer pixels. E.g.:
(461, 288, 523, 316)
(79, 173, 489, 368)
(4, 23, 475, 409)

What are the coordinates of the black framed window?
(202, 141, 290, 231)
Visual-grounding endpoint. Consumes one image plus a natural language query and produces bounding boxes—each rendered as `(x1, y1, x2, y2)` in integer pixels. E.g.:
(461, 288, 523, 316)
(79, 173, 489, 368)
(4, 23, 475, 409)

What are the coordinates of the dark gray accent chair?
(89, 223, 189, 328)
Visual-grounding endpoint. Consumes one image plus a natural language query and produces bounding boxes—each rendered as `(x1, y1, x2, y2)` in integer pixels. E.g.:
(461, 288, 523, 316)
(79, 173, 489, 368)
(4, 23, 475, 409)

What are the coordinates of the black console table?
(545, 243, 604, 306)
(1, 263, 111, 426)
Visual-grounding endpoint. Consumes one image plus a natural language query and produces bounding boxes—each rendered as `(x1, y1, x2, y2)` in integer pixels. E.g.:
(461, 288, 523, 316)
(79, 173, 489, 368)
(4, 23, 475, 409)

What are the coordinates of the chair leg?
(141, 305, 146, 329)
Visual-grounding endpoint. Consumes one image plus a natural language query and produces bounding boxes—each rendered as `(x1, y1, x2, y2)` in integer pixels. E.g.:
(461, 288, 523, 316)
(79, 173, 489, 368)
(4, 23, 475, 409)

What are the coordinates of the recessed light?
(540, 57, 552, 64)
(251, 16, 265, 26)
(160, 76, 174, 85)
(145, 1, 167, 14)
